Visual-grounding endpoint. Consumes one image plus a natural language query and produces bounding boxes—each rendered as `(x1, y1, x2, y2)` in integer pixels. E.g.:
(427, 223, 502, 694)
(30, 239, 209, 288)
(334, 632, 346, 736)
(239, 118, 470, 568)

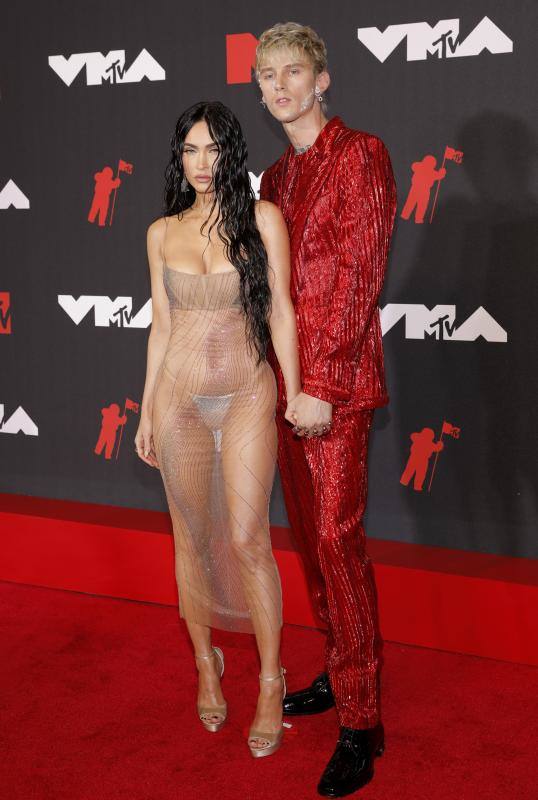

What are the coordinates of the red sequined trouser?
(276, 407, 383, 729)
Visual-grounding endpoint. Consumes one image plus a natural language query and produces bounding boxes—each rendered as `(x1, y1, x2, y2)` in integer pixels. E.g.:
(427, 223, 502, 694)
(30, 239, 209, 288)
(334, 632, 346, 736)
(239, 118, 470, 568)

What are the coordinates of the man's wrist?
(302, 392, 333, 412)
(302, 379, 351, 405)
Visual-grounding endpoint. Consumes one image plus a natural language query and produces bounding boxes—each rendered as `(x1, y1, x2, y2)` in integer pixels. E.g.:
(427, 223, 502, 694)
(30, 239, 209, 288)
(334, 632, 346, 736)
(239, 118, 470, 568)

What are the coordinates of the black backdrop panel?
(1, 1, 536, 557)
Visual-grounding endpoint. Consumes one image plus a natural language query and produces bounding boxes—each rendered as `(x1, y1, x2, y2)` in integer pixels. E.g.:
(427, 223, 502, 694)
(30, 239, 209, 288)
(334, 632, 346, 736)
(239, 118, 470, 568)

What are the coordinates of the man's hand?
(285, 392, 333, 437)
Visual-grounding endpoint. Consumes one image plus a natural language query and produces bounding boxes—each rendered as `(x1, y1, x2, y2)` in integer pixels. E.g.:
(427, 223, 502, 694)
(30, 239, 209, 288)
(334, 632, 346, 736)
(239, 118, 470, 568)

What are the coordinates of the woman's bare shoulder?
(147, 215, 168, 243)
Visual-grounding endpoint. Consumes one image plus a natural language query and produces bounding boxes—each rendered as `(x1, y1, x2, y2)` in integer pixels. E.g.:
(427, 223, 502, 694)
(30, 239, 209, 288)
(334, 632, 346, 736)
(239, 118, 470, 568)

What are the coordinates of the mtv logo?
(357, 16, 513, 62)
(0, 180, 30, 209)
(48, 49, 166, 86)
(226, 33, 259, 83)
(58, 296, 152, 328)
(380, 304, 508, 342)
(0, 404, 38, 435)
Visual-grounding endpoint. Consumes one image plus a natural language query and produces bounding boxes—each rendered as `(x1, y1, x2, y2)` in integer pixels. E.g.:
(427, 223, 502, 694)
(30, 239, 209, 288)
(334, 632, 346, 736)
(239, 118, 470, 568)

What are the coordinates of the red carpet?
(1, 581, 536, 800)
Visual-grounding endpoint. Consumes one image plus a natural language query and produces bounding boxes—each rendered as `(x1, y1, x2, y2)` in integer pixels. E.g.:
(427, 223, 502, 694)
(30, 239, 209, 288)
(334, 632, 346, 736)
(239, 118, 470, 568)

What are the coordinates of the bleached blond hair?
(255, 22, 328, 78)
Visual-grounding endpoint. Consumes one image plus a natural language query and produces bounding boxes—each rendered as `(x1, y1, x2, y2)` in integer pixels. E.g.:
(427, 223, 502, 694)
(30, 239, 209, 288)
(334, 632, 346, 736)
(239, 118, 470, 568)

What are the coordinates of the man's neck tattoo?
(294, 143, 312, 154)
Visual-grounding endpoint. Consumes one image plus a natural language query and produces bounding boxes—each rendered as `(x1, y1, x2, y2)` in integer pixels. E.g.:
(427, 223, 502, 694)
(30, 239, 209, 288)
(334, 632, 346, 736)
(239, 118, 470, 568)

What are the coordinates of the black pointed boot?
(282, 672, 335, 716)
(317, 724, 385, 797)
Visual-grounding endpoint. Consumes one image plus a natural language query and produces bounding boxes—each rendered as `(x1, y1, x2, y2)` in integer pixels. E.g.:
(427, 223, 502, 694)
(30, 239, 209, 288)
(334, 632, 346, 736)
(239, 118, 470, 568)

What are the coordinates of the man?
(257, 22, 397, 797)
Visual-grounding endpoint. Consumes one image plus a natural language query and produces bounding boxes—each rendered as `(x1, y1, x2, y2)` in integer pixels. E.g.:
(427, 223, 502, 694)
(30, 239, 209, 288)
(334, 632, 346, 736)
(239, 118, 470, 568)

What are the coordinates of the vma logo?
(357, 16, 513, 62)
(0, 180, 29, 209)
(0, 404, 38, 435)
(381, 305, 507, 342)
(48, 49, 166, 86)
(249, 171, 262, 198)
(58, 296, 152, 328)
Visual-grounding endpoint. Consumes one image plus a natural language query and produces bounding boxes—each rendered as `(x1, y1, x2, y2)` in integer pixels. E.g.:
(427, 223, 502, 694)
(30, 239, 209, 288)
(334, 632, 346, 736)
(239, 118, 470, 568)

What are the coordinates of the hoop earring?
(181, 175, 188, 192)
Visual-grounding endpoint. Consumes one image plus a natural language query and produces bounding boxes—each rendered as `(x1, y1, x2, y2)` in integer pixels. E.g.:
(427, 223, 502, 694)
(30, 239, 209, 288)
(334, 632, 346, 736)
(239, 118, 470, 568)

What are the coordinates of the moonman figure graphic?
(400, 427, 444, 491)
(94, 403, 127, 460)
(88, 166, 121, 227)
(400, 155, 446, 223)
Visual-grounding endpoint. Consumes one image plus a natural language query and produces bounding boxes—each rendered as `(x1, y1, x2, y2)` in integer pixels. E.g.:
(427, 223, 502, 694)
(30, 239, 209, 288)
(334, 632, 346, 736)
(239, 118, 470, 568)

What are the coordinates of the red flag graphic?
(444, 146, 464, 164)
(125, 397, 139, 413)
(441, 421, 460, 438)
(118, 159, 134, 174)
(0, 291, 12, 334)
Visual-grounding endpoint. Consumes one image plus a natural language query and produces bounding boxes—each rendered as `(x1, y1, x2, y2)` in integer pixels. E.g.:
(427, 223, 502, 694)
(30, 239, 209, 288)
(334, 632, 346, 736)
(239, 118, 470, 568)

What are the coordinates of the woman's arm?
(255, 201, 333, 438)
(255, 200, 301, 403)
(136, 218, 171, 465)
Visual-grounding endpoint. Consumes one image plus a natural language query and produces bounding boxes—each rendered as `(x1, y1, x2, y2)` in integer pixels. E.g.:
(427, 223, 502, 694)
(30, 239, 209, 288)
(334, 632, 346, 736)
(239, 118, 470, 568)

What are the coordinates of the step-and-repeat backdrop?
(1, 1, 536, 558)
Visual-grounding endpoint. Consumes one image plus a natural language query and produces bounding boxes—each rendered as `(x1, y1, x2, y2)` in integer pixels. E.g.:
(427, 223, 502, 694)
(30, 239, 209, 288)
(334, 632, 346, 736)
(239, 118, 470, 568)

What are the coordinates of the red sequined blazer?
(260, 116, 397, 410)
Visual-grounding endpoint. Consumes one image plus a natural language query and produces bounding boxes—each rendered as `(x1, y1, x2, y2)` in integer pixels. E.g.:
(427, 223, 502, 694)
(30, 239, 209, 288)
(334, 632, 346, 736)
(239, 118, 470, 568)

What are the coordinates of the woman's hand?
(134, 416, 159, 468)
(285, 392, 333, 438)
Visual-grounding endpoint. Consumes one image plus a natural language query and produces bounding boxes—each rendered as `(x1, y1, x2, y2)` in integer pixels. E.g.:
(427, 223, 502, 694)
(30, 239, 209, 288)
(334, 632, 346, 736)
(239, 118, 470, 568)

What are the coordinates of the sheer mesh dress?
(152, 218, 282, 634)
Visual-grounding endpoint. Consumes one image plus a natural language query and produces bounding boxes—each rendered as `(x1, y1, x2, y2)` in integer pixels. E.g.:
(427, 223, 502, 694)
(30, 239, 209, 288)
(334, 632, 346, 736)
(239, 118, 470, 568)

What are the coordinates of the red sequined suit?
(260, 116, 397, 729)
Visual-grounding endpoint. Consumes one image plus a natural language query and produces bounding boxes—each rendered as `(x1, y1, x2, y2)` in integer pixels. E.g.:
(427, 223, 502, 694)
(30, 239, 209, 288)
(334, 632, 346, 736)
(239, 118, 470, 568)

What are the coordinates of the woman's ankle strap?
(195, 648, 216, 661)
(259, 667, 286, 682)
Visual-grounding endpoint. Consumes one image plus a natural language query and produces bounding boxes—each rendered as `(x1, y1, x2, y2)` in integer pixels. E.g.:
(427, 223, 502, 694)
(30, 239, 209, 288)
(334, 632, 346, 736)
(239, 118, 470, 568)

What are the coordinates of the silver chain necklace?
(294, 143, 312, 154)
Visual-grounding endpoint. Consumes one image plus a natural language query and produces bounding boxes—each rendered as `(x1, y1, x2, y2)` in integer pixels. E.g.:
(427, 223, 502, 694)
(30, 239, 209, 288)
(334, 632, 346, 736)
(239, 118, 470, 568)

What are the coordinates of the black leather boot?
(282, 672, 335, 716)
(317, 724, 385, 797)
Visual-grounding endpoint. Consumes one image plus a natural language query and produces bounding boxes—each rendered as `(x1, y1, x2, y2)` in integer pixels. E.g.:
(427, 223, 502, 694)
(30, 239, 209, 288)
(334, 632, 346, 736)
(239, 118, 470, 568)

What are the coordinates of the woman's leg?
(154, 383, 226, 722)
(221, 382, 283, 745)
(185, 620, 225, 722)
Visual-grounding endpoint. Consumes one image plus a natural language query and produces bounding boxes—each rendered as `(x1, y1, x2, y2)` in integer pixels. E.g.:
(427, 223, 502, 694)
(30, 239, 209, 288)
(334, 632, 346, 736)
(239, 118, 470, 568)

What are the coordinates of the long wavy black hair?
(163, 101, 271, 364)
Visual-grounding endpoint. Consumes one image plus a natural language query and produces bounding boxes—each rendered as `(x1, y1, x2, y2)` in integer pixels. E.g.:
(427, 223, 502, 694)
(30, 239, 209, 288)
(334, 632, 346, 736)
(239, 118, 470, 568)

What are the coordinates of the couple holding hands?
(135, 21, 396, 798)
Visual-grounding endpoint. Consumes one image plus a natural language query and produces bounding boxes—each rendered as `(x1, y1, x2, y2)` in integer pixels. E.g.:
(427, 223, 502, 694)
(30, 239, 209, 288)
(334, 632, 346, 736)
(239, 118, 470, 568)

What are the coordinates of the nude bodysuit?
(152, 218, 282, 634)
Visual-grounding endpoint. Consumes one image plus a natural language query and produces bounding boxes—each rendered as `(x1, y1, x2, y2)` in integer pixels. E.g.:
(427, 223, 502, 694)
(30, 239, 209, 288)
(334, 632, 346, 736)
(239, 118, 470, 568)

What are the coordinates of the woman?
(135, 101, 308, 757)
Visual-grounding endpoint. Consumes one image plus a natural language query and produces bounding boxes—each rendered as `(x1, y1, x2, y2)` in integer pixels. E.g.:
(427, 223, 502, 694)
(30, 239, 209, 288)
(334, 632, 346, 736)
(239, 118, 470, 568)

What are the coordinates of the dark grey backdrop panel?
(1, 1, 536, 557)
